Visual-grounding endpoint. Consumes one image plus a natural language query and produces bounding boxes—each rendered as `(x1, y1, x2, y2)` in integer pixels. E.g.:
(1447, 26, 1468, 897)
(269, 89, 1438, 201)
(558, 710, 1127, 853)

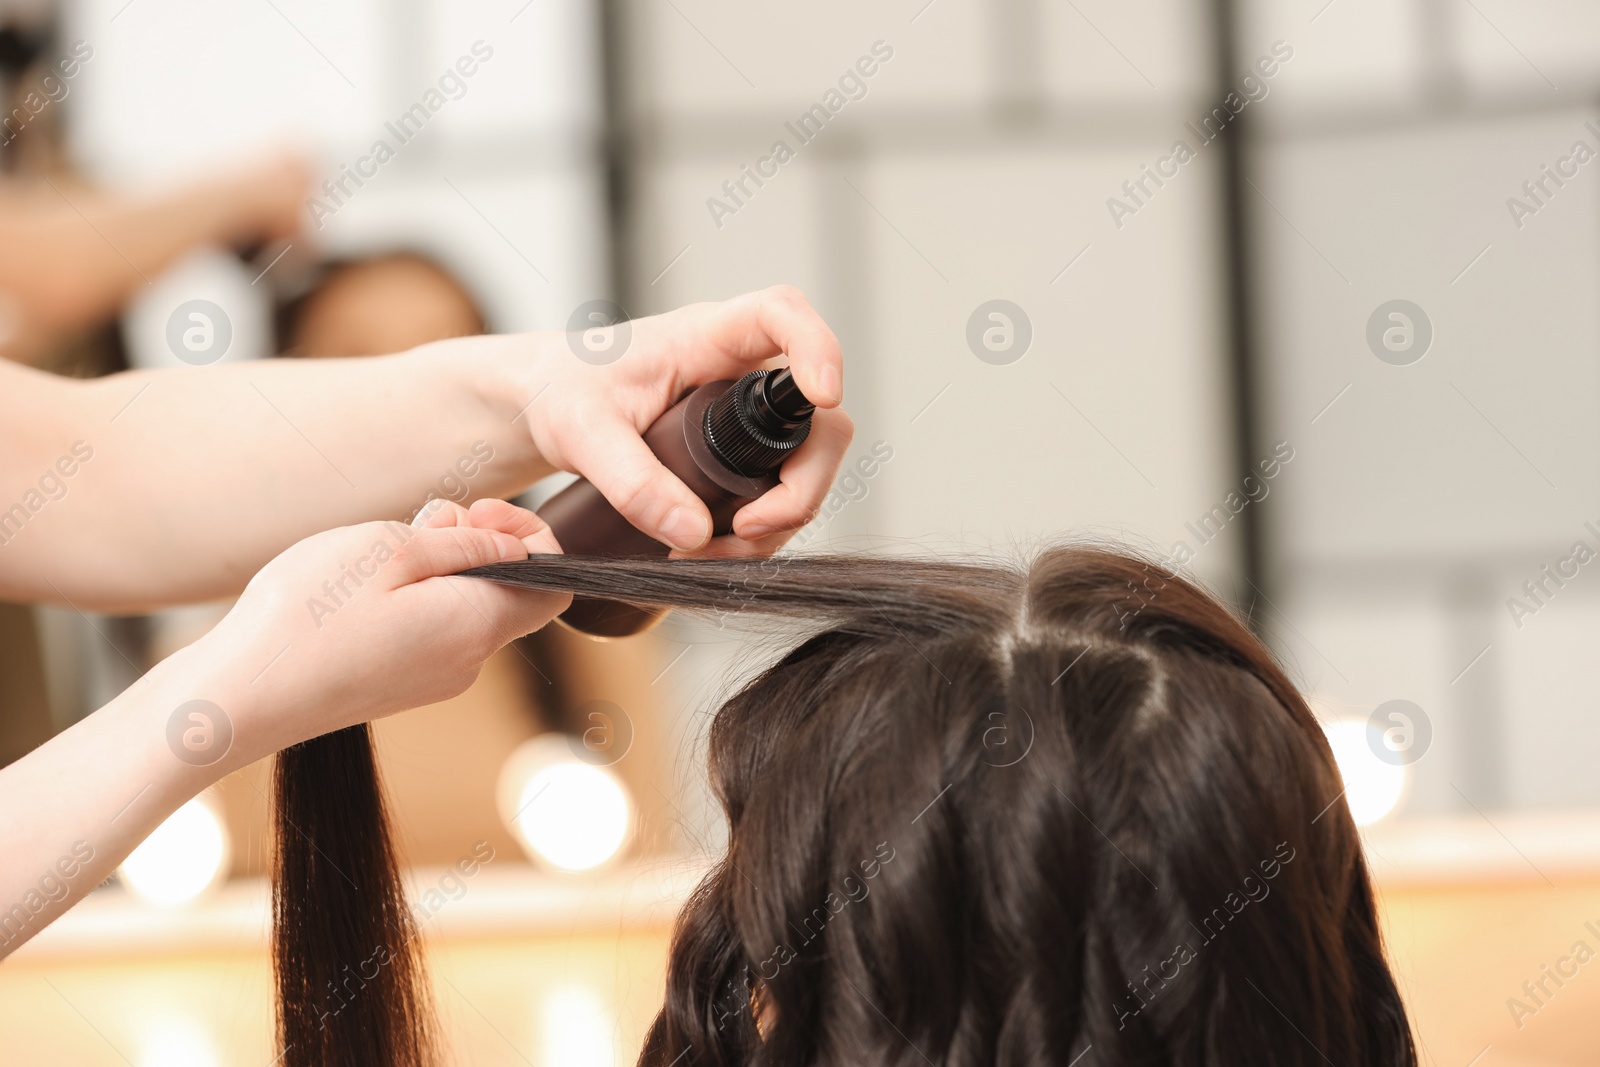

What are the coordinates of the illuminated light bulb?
(119, 794, 230, 906)
(1321, 718, 1409, 826)
(139, 1015, 219, 1067)
(541, 984, 617, 1067)
(497, 736, 634, 873)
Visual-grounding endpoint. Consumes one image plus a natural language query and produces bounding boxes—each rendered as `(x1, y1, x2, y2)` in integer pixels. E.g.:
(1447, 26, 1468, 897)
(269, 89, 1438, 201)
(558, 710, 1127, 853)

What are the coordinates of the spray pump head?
(702, 368, 815, 477)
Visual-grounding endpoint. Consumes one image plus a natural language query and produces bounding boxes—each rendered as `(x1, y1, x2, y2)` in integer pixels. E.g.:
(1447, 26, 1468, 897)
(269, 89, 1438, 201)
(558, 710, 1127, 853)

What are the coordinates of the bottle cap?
(702, 368, 814, 477)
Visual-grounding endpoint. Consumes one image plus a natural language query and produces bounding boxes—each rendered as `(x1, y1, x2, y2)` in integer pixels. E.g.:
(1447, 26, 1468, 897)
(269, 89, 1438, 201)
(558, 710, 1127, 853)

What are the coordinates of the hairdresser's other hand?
(519, 285, 854, 558)
(180, 505, 568, 762)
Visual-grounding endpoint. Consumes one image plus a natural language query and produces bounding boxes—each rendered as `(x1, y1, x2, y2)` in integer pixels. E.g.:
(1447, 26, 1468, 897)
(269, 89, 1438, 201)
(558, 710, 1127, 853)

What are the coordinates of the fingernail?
(493, 532, 526, 561)
(659, 506, 711, 550)
(411, 499, 443, 527)
(818, 365, 842, 405)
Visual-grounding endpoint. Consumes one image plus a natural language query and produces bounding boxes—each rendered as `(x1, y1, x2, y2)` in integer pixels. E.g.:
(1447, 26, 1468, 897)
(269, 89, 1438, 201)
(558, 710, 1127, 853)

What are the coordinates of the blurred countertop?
(13, 810, 1600, 963)
(9, 858, 707, 963)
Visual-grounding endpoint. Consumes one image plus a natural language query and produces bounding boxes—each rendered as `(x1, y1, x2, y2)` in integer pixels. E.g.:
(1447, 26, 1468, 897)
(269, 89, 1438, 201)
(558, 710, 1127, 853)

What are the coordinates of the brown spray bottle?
(535, 367, 815, 637)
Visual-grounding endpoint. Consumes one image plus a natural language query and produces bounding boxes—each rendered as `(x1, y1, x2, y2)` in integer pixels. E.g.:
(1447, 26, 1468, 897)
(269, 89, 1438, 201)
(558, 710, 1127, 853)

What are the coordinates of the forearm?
(0, 335, 549, 609)
(0, 645, 242, 959)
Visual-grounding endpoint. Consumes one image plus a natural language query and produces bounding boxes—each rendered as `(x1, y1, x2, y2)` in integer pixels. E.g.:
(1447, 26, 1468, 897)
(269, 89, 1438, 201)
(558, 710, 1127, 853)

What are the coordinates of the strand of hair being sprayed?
(462, 553, 1015, 635)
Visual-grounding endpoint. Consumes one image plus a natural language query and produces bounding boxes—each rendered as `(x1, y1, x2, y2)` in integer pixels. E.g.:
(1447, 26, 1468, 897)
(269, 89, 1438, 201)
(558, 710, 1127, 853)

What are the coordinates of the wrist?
(106, 642, 260, 801)
(453, 332, 558, 487)
(143, 635, 282, 776)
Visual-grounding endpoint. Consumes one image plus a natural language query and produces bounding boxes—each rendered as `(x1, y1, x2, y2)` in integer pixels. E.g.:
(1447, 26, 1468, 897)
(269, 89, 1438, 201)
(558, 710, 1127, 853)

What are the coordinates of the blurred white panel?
(122, 248, 274, 369)
(63, 0, 610, 343)
(1499, 594, 1600, 810)
(1284, 594, 1462, 817)
(852, 148, 1236, 579)
(425, 0, 603, 142)
(632, 154, 825, 310)
(315, 168, 609, 333)
(1256, 112, 1600, 563)
(1040, 0, 1210, 104)
(1237, 0, 1423, 111)
(1455, 0, 1600, 95)
(623, 0, 986, 116)
(65, 0, 388, 183)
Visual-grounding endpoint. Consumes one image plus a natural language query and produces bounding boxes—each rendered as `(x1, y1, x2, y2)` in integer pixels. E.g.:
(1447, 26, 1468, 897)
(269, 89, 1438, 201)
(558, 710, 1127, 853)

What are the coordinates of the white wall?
(1246, 0, 1600, 814)
(625, 0, 1248, 839)
(64, 0, 609, 336)
(641, 0, 1600, 823)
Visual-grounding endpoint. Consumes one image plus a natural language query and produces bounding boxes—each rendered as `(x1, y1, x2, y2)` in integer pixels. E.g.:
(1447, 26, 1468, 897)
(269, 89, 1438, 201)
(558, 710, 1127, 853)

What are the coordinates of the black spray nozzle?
(755, 368, 815, 429)
(703, 368, 814, 477)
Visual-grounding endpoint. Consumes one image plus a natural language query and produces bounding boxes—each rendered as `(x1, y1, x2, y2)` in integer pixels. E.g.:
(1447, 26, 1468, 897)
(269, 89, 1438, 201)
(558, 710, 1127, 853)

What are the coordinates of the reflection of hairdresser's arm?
(0, 157, 306, 363)
(0, 342, 546, 610)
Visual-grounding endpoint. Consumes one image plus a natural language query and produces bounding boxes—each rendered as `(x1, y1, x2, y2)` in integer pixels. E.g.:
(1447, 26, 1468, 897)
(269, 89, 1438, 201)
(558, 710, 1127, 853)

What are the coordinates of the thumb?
(559, 409, 714, 552)
(384, 522, 527, 588)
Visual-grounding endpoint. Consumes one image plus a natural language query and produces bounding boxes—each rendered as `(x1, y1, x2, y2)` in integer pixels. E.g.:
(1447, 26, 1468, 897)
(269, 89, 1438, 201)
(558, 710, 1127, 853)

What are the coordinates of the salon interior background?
(3, 0, 1600, 1062)
(616, 0, 1574, 822)
(592, 0, 1600, 823)
(13, 0, 1594, 827)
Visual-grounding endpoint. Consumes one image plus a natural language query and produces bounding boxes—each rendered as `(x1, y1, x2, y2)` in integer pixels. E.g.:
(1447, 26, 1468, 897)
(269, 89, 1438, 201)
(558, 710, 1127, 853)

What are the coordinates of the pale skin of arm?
(0, 342, 547, 609)
(0, 286, 853, 610)
(0, 286, 853, 956)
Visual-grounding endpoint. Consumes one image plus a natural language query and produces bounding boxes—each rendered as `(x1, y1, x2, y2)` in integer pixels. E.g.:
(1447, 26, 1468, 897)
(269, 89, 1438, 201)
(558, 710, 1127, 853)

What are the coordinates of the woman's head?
(281, 252, 486, 358)
(475, 546, 1415, 1065)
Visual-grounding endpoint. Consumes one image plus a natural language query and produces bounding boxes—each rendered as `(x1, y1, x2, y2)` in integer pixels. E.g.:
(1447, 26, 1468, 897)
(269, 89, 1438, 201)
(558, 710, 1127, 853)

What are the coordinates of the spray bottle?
(535, 367, 815, 637)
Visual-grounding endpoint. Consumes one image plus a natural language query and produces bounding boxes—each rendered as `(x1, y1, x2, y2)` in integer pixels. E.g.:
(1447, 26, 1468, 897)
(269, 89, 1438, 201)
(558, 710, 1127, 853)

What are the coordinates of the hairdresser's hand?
(180, 501, 569, 761)
(518, 285, 854, 558)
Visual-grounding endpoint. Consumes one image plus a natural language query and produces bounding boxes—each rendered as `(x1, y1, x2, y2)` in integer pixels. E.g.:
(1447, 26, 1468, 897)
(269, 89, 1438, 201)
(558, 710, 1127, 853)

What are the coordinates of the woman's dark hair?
(483, 547, 1415, 1064)
(273, 545, 1416, 1066)
(267, 248, 485, 1066)
(273, 724, 436, 1067)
